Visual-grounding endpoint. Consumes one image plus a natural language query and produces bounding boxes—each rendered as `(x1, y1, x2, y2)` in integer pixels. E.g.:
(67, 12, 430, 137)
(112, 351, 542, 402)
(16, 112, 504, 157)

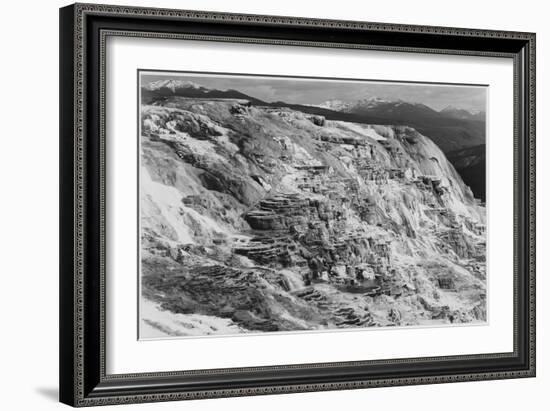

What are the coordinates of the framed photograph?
(59, 3, 536, 407)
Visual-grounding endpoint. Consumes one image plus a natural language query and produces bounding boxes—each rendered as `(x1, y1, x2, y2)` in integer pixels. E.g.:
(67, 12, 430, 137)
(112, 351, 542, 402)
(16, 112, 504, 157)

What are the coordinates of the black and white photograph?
(139, 72, 487, 338)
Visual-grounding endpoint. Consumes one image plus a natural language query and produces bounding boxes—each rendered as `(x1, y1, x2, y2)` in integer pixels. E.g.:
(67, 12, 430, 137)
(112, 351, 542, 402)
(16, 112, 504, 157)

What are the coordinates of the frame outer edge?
(63, 2, 537, 407)
(59, 3, 77, 407)
(73, 2, 534, 39)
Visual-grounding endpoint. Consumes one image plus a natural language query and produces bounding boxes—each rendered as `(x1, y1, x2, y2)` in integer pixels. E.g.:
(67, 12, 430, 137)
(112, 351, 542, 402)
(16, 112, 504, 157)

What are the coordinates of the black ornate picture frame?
(59, 3, 535, 407)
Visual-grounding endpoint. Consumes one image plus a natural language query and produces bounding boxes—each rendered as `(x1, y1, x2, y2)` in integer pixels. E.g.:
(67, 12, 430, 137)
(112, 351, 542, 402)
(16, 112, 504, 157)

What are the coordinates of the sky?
(141, 72, 487, 112)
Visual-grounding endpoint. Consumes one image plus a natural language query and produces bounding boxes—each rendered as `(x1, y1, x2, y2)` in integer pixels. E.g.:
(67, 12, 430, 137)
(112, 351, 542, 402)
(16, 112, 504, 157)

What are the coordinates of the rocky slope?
(139, 96, 486, 338)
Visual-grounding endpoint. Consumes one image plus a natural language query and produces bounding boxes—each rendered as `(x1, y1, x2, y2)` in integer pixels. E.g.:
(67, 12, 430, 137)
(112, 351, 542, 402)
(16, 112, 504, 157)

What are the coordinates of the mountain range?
(142, 79, 267, 104)
(440, 105, 485, 121)
(310, 98, 486, 153)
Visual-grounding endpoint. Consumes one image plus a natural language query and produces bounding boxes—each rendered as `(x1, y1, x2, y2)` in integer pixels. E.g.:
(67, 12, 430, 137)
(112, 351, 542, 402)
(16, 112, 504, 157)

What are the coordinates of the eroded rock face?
(140, 98, 486, 337)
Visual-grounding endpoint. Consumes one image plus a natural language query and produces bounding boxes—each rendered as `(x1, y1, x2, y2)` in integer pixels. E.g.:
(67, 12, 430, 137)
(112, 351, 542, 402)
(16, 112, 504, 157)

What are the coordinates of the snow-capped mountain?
(314, 99, 353, 111)
(316, 97, 439, 118)
(317, 98, 484, 123)
(312, 97, 485, 150)
(144, 79, 209, 93)
(315, 97, 413, 112)
(440, 105, 486, 121)
(141, 79, 266, 104)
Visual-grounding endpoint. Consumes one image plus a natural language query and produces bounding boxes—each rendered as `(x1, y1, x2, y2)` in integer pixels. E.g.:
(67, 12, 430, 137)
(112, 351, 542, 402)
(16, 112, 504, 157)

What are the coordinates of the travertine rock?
(140, 98, 486, 336)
